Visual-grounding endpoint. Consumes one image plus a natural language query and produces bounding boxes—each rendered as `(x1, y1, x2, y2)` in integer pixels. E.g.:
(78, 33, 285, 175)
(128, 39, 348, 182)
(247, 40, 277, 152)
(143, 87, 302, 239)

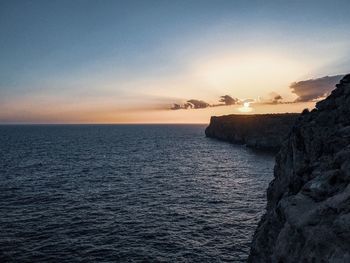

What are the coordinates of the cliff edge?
(205, 114, 299, 151)
(249, 74, 350, 262)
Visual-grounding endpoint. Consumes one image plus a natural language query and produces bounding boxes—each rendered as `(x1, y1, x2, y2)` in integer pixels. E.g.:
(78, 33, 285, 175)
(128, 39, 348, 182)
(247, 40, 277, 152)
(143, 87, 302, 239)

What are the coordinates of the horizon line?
(0, 122, 210, 125)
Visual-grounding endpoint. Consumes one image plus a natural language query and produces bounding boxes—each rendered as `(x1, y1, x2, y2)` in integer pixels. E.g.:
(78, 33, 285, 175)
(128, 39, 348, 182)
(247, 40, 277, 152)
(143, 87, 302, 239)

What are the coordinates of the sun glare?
(239, 102, 253, 113)
(194, 52, 307, 99)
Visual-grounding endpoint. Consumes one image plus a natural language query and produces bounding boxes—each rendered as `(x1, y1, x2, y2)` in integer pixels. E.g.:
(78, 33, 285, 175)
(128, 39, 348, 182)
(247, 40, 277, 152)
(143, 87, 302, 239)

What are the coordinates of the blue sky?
(1, 0, 350, 123)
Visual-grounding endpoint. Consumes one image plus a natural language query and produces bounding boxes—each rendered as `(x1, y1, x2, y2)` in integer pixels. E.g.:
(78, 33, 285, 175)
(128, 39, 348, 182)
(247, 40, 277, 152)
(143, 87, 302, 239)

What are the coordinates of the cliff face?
(249, 74, 350, 262)
(205, 114, 299, 151)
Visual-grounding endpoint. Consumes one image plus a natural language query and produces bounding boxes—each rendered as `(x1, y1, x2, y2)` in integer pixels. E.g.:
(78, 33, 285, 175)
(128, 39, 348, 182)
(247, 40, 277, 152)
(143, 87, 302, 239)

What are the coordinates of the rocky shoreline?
(249, 74, 350, 262)
(205, 113, 299, 151)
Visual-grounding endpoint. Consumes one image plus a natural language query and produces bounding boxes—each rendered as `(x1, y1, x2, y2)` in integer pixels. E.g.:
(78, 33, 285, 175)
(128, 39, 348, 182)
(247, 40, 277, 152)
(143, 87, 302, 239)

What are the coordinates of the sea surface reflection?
(0, 125, 274, 262)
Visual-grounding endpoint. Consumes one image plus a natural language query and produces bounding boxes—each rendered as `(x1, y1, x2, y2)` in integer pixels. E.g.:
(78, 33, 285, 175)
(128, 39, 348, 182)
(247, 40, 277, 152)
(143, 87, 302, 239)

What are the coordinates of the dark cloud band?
(290, 75, 344, 102)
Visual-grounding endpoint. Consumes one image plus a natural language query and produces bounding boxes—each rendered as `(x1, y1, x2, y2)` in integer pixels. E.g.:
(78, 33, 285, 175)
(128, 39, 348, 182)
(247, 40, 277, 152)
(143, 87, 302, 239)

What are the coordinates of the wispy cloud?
(219, 95, 238, 105)
(258, 92, 284, 104)
(290, 75, 344, 102)
(171, 99, 210, 110)
(170, 95, 240, 110)
(169, 93, 281, 110)
(168, 74, 346, 111)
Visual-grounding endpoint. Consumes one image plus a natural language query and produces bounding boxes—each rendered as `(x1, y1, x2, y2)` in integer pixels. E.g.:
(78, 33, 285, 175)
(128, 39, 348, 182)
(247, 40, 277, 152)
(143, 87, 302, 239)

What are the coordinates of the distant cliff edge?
(249, 74, 350, 262)
(205, 113, 299, 151)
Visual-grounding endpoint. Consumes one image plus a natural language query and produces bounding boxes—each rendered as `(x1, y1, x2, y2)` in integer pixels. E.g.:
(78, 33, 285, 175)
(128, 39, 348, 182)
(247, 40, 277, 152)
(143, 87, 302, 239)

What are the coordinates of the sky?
(1, 0, 350, 123)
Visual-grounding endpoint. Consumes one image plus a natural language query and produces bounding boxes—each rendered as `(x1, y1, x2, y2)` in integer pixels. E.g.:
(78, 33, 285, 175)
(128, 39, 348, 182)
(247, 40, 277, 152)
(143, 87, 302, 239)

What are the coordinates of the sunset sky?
(1, 0, 350, 123)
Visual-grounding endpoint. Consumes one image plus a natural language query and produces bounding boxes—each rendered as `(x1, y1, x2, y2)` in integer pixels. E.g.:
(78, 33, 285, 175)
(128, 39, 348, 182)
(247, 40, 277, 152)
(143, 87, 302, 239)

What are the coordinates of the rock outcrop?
(205, 114, 299, 151)
(249, 74, 350, 262)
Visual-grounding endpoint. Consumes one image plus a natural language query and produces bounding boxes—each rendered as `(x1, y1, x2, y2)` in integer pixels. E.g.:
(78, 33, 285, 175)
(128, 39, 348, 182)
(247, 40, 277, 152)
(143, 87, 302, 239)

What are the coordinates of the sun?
(239, 102, 253, 113)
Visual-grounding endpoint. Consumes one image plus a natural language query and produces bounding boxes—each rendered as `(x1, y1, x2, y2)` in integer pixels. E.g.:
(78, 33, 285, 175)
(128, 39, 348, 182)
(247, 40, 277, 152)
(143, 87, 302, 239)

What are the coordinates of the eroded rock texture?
(249, 74, 350, 262)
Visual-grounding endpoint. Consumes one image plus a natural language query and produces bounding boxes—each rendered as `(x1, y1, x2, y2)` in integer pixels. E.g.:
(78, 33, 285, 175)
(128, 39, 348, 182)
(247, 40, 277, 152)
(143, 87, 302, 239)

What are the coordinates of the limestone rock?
(205, 114, 299, 151)
(249, 74, 350, 262)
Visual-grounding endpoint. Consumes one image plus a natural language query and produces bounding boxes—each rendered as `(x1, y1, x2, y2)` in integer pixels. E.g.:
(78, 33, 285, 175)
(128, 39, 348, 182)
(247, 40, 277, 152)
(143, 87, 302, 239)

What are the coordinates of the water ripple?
(0, 125, 274, 262)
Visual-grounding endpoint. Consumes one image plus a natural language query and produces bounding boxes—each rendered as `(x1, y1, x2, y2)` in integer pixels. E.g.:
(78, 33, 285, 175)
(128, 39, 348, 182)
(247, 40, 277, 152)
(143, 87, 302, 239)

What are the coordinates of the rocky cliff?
(205, 114, 299, 151)
(249, 74, 350, 262)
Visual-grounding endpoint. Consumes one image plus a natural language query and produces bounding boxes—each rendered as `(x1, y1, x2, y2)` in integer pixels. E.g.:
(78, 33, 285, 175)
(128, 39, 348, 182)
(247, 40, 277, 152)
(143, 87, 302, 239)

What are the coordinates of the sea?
(0, 125, 275, 262)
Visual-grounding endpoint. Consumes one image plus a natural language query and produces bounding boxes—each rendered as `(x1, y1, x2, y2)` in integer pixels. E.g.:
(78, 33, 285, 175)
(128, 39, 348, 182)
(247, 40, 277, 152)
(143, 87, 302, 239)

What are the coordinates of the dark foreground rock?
(205, 114, 299, 151)
(249, 74, 350, 262)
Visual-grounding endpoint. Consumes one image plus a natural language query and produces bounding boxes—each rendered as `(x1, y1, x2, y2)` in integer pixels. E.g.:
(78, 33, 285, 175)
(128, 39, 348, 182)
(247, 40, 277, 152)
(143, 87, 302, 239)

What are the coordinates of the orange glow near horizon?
(0, 50, 335, 124)
(1, 1, 350, 124)
(0, 99, 316, 124)
(191, 52, 310, 100)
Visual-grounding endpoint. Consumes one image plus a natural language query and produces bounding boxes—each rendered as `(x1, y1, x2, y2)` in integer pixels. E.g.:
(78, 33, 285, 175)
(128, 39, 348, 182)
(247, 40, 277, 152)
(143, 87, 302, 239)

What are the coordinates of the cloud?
(219, 95, 238, 105)
(169, 74, 345, 111)
(290, 75, 344, 102)
(171, 95, 242, 110)
(273, 94, 283, 103)
(264, 92, 283, 104)
(253, 92, 283, 105)
(170, 104, 182, 110)
(187, 99, 210, 109)
(171, 99, 210, 110)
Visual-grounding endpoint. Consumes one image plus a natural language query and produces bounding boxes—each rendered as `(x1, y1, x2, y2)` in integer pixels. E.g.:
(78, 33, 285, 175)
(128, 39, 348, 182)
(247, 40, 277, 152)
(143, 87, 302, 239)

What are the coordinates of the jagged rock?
(249, 74, 350, 262)
(205, 114, 299, 151)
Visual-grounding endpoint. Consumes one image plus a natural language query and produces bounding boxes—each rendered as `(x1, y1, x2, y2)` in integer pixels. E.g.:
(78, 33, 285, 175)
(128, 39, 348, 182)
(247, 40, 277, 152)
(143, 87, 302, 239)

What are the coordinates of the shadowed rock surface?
(205, 114, 299, 151)
(249, 74, 350, 262)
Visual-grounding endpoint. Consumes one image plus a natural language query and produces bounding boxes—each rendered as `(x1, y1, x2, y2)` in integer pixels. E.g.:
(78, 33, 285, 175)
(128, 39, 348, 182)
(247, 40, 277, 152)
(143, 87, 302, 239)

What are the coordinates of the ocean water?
(0, 125, 274, 262)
